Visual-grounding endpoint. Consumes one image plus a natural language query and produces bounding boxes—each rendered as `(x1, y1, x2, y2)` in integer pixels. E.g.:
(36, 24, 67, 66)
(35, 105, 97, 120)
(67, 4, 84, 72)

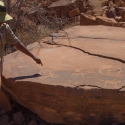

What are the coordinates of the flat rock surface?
(3, 25, 125, 89)
(2, 25, 125, 124)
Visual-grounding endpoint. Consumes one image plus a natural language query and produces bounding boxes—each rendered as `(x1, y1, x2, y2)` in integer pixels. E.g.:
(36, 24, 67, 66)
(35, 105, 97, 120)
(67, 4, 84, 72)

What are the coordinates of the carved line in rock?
(99, 66, 122, 76)
(45, 42, 125, 64)
(18, 65, 29, 69)
(39, 70, 59, 80)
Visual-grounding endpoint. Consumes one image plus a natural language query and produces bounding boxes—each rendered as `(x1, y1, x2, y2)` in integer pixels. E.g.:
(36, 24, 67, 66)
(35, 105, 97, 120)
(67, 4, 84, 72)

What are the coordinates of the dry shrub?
(3, 0, 79, 54)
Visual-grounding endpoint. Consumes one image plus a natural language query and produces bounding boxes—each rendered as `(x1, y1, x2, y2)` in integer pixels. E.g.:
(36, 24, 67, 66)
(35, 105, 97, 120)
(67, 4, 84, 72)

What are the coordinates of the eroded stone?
(2, 25, 125, 124)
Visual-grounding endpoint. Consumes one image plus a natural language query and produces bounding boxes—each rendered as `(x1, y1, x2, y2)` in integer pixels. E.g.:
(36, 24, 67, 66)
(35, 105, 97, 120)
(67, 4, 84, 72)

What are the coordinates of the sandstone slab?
(2, 25, 125, 124)
(80, 13, 98, 25)
(69, 8, 80, 18)
(96, 16, 117, 26)
(48, 0, 83, 17)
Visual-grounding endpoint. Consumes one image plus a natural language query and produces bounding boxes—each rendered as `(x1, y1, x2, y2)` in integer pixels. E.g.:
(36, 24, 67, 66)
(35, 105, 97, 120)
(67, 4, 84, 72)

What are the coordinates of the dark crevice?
(44, 41, 125, 64)
(77, 36, 125, 41)
(50, 34, 125, 42)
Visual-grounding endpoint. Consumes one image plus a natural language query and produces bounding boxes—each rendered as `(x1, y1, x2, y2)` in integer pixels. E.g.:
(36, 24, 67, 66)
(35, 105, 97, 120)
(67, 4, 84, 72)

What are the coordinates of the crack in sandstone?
(49, 34, 125, 42)
(77, 36, 124, 41)
(44, 41, 125, 64)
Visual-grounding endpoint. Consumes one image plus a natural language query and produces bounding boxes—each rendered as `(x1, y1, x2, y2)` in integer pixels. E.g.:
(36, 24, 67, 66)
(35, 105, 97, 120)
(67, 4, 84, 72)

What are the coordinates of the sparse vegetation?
(2, 0, 80, 54)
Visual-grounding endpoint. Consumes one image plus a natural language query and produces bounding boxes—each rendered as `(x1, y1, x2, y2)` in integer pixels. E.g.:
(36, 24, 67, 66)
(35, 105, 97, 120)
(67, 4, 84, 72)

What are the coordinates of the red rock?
(48, 0, 83, 17)
(96, 16, 117, 26)
(2, 26, 125, 124)
(69, 8, 80, 17)
(121, 10, 125, 21)
(80, 13, 98, 25)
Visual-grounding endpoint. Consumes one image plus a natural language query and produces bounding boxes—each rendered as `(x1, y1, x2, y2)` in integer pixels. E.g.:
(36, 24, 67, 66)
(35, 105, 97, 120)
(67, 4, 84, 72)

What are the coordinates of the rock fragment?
(13, 112, 25, 124)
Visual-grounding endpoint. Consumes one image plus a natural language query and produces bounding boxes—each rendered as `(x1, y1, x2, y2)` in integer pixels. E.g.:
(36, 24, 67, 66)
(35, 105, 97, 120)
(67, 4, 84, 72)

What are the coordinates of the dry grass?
(4, 0, 105, 54)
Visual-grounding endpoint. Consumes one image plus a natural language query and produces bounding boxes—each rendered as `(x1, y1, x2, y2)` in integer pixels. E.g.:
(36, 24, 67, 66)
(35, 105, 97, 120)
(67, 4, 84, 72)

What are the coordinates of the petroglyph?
(39, 70, 59, 79)
(35, 69, 125, 89)
(105, 80, 120, 89)
(71, 72, 85, 78)
(18, 65, 29, 69)
(99, 65, 122, 76)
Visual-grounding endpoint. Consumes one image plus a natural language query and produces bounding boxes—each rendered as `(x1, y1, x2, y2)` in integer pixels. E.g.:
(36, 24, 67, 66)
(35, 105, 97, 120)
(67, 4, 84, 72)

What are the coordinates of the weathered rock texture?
(80, 13, 98, 25)
(2, 26, 125, 125)
(80, 13, 118, 26)
(0, 91, 11, 110)
(48, 0, 83, 17)
(96, 16, 117, 26)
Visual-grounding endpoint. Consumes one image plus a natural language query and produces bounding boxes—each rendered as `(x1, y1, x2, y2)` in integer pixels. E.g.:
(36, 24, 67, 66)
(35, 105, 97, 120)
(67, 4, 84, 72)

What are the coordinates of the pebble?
(0, 115, 9, 125)
(13, 112, 25, 124)
(28, 120, 37, 125)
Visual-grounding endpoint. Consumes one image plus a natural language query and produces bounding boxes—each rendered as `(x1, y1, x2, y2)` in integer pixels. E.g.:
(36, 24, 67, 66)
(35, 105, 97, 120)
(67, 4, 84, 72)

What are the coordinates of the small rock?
(13, 112, 25, 124)
(0, 110, 6, 115)
(28, 120, 37, 125)
(9, 121, 16, 125)
(0, 115, 9, 124)
(26, 114, 37, 122)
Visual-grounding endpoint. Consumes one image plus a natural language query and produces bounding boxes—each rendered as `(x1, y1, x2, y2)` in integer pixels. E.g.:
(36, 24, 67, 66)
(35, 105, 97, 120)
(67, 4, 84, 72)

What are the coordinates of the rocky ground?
(0, 102, 62, 125)
(1, 0, 125, 125)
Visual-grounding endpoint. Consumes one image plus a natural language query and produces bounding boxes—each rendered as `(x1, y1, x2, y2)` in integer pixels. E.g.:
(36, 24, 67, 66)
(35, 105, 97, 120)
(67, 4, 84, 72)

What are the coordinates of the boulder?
(114, 0, 121, 6)
(114, 0, 125, 7)
(96, 16, 117, 26)
(115, 16, 122, 21)
(116, 6, 125, 15)
(48, 0, 84, 17)
(2, 26, 125, 124)
(69, 8, 80, 17)
(107, 7, 117, 18)
(117, 21, 125, 26)
(120, 0, 125, 6)
(121, 10, 125, 21)
(80, 13, 98, 25)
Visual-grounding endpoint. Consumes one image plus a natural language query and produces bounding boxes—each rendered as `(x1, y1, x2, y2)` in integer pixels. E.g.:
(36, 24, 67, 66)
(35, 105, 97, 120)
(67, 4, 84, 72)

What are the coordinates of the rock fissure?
(77, 36, 125, 41)
(50, 35, 125, 42)
(44, 41, 125, 64)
